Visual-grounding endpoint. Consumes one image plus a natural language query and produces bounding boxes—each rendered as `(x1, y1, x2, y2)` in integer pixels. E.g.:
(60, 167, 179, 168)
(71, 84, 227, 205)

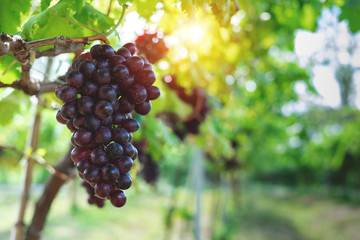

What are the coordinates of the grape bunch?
(161, 74, 209, 136)
(55, 42, 160, 208)
(135, 31, 168, 64)
(133, 140, 159, 186)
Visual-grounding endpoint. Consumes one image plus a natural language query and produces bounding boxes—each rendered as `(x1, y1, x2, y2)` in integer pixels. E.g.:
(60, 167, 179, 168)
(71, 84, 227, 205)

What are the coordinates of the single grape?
(142, 63, 152, 71)
(60, 102, 77, 120)
(121, 142, 137, 158)
(146, 86, 161, 100)
(73, 116, 85, 129)
(98, 85, 116, 102)
(66, 70, 84, 89)
(117, 74, 135, 89)
(76, 158, 92, 173)
(56, 110, 67, 124)
(112, 64, 129, 80)
(90, 44, 101, 59)
(112, 155, 133, 174)
(117, 97, 134, 113)
(94, 68, 111, 85)
(116, 47, 131, 59)
(58, 85, 77, 103)
(136, 70, 156, 87)
(94, 182, 114, 199)
(112, 127, 130, 143)
(110, 190, 126, 208)
(71, 147, 91, 163)
(76, 96, 95, 116)
(94, 100, 113, 119)
(109, 55, 126, 67)
(112, 112, 126, 125)
(123, 43, 136, 55)
(101, 164, 120, 181)
(93, 59, 110, 69)
(124, 56, 144, 73)
(101, 115, 113, 127)
(116, 173, 132, 190)
(121, 118, 140, 133)
(99, 44, 115, 59)
(107, 142, 123, 160)
(80, 81, 98, 97)
(73, 128, 93, 147)
(83, 165, 101, 183)
(127, 84, 147, 104)
(84, 114, 100, 131)
(90, 147, 109, 166)
(94, 126, 112, 144)
(78, 60, 96, 79)
(135, 101, 151, 115)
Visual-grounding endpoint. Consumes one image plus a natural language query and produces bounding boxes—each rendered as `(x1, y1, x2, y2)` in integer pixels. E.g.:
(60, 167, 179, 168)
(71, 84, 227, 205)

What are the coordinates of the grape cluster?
(135, 31, 168, 64)
(161, 74, 209, 137)
(133, 140, 159, 186)
(55, 42, 160, 208)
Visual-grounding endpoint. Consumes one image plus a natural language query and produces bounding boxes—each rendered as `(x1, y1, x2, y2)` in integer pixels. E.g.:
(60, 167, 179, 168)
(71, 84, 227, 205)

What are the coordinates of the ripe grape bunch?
(55, 42, 160, 208)
(135, 31, 168, 64)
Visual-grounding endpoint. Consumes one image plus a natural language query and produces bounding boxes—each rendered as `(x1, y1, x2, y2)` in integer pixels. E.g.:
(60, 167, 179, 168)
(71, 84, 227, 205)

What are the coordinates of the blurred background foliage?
(1, 0, 360, 239)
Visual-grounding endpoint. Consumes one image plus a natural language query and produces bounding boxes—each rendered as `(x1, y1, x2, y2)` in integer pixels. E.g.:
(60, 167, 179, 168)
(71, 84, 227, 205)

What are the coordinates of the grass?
(1, 182, 360, 240)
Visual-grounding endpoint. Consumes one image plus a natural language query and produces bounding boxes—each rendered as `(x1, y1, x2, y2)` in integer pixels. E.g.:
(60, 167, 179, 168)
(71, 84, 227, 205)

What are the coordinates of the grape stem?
(105, 4, 128, 37)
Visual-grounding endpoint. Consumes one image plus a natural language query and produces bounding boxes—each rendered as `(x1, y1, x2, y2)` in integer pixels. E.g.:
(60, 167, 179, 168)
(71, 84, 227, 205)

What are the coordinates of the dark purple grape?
(98, 85, 116, 102)
(83, 165, 101, 183)
(107, 142, 123, 160)
(111, 98, 119, 112)
(94, 126, 112, 144)
(94, 100, 113, 119)
(116, 173, 132, 190)
(101, 115, 113, 127)
(117, 97, 134, 113)
(90, 147, 109, 166)
(80, 81, 98, 97)
(71, 147, 91, 163)
(66, 70, 84, 89)
(101, 164, 120, 181)
(140, 56, 150, 64)
(90, 44, 101, 59)
(66, 120, 77, 132)
(60, 102, 77, 120)
(127, 84, 147, 104)
(73, 128, 93, 147)
(109, 55, 126, 67)
(76, 158, 92, 173)
(84, 114, 100, 131)
(94, 182, 114, 199)
(71, 133, 79, 147)
(124, 56, 144, 73)
(71, 59, 84, 71)
(73, 116, 85, 129)
(146, 86, 161, 100)
(110, 190, 126, 207)
(112, 112, 126, 125)
(123, 43, 136, 55)
(121, 118, 140, 132)
(99, 44, 115, 59)
(55, 84, 65, 98)
(112, 127, 130, 143)
(113, 155, 133, 174)
(93, 59, 110, 69)
(136, 70, 156, 87)
(117, 74, 135, 89)
(56, 110, 67, 124)
(58, 85, 77, 103)
(76, 96, 95, 116)
(94, 68, 111, 85)
(121, 142, 136, 158)
(78, 60, 96, 79)
(142, 63, 152, 71)
(135, 101, 151, 115)
(112, 64, 129, 80)
(116, 47, 131, 59)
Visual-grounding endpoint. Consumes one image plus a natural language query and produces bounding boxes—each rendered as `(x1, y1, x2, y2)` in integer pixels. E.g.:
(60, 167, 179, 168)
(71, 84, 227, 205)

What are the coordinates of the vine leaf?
(40, 0, 52, 11)
(0, 0, 32, 34)
(134, 0, 157, 20)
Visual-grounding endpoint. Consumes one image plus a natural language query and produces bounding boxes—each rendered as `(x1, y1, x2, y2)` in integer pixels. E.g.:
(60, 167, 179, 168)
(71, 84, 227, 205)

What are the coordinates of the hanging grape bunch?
(55, 42, 160, 208)
(135, 31, 168, 64)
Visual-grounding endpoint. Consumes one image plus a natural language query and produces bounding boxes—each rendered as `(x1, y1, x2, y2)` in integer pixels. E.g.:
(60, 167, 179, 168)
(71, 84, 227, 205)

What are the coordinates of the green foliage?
(0, 0, 32, 34)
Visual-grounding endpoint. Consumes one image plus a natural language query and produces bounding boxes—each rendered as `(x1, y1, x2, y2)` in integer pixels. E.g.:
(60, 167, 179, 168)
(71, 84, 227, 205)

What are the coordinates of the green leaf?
(0, 93, 22, 125)
(0, 0, 31, 34)
(134, 0, 157, 20)
(41, 0, 52, 11)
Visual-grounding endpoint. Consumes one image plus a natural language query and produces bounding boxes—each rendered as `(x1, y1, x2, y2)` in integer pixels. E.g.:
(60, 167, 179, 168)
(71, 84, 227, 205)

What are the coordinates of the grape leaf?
(133, 0, 157, 20)
(41, 0, 52, 11)
(0, 92, 22, 126)
(0, 0, 31, 34)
